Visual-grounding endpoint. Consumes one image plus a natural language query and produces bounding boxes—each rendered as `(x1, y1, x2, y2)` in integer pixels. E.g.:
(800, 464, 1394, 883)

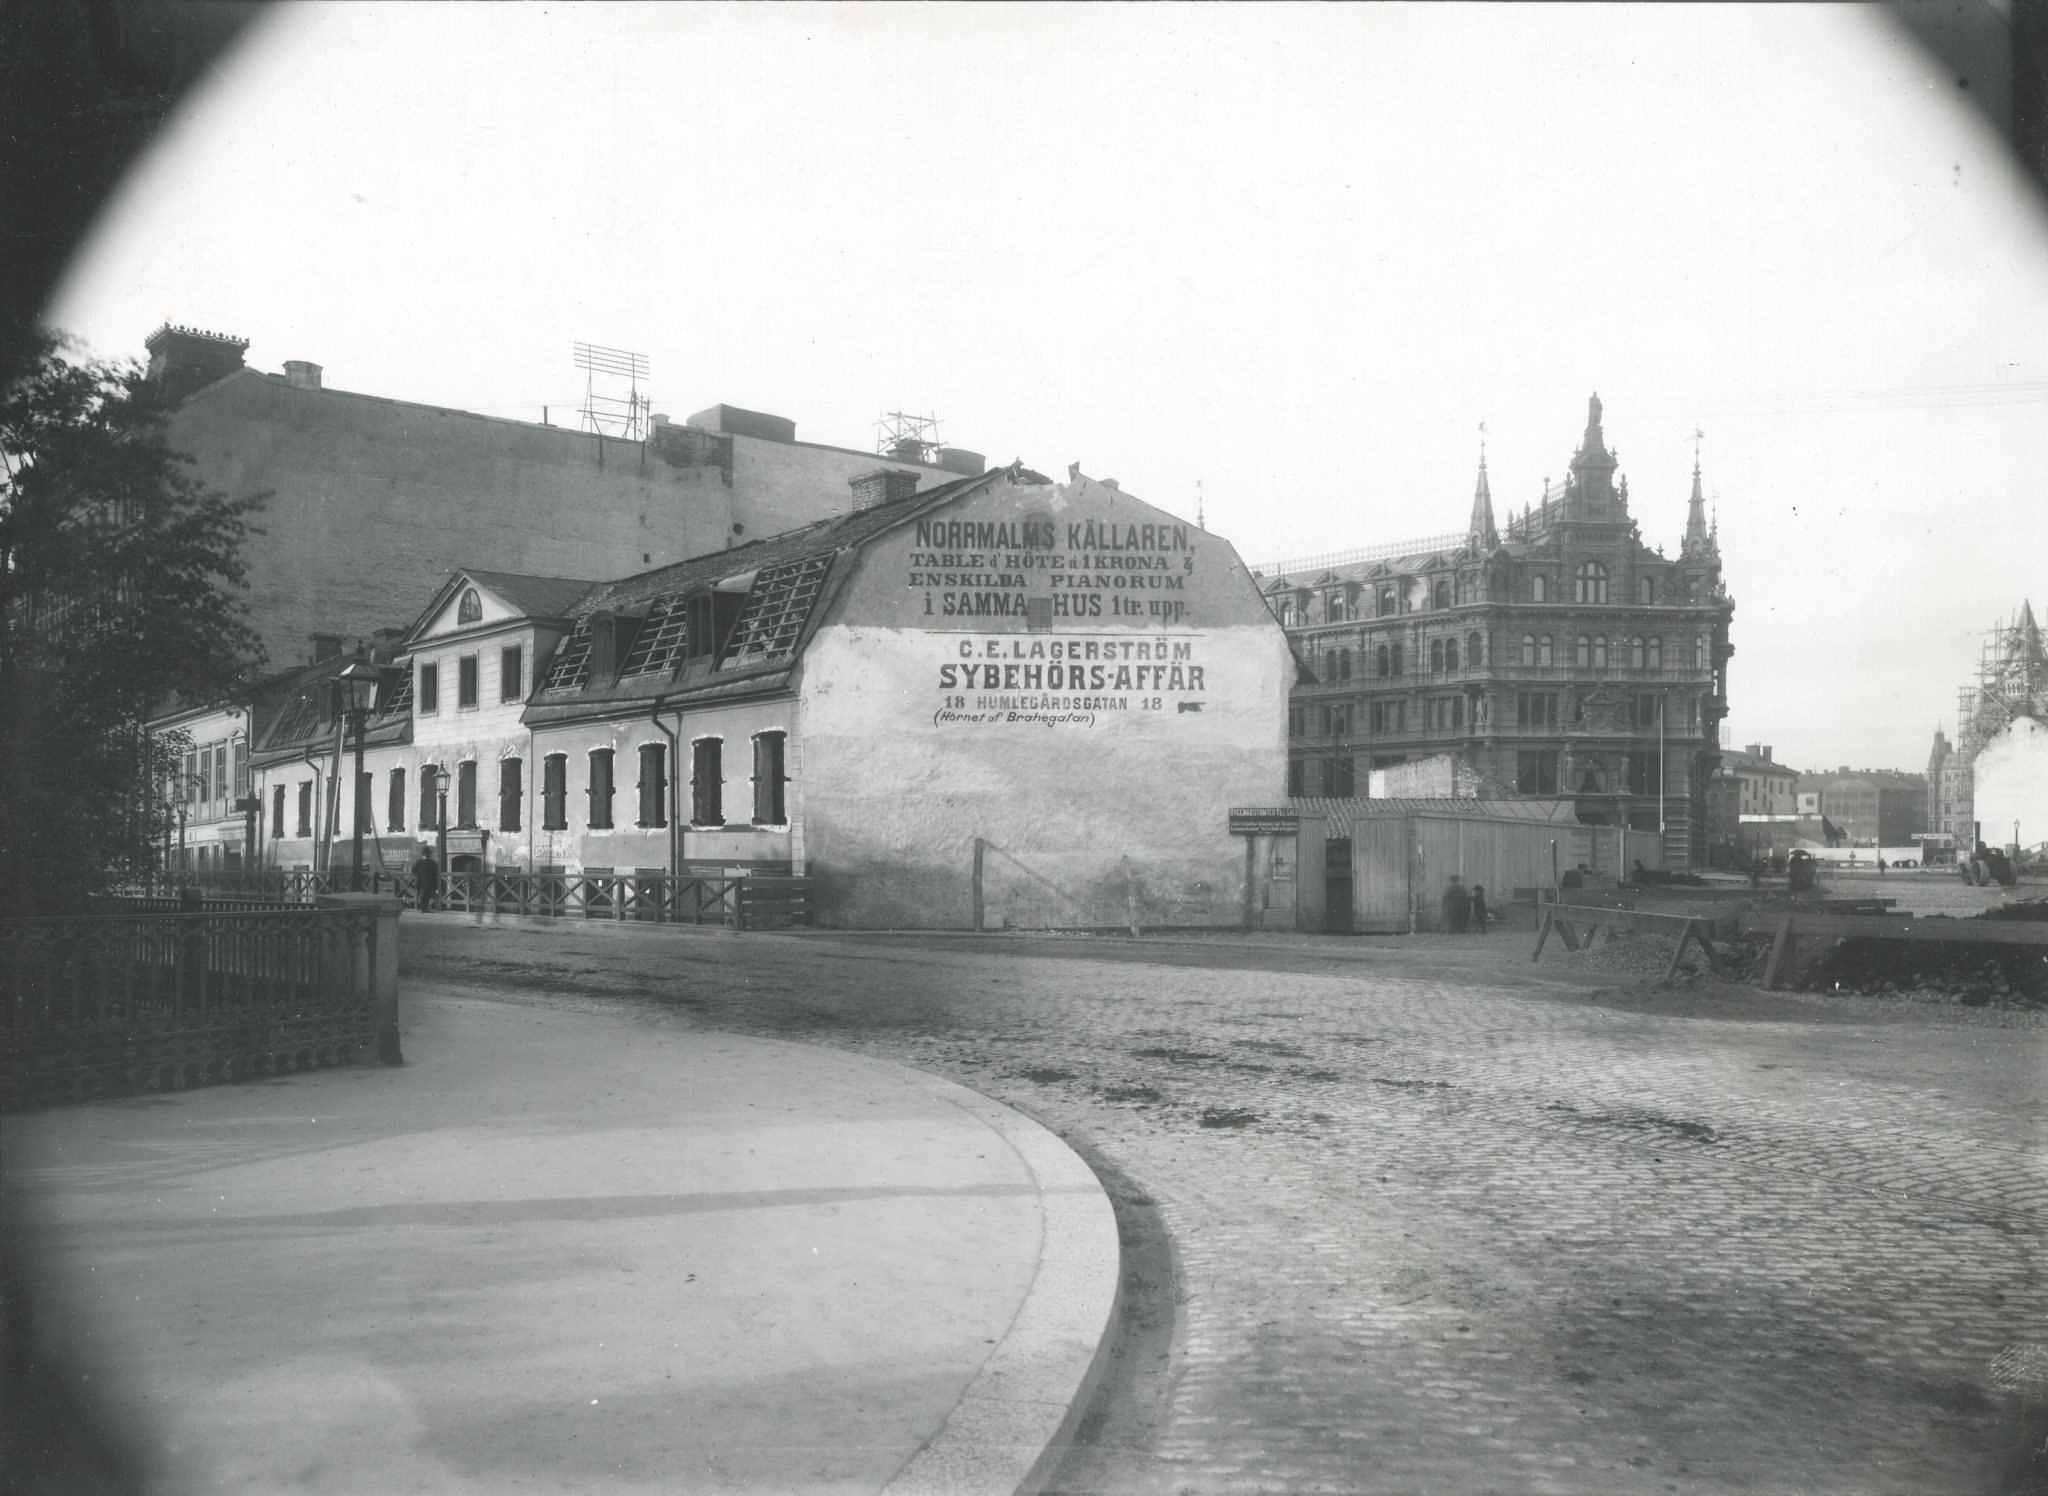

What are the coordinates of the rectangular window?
(1517, 750, 1560, 796)
(500, 645, 523, 702)
(543, 754, 567, 830)
(419, 766, 439, 830)
(419, 662, 439, 714)
(185, 750, 199, 804)
(587, 748, 614, 830)
(356, 771, 374, 834)
(388, 766, 406, 832)
(637, 742, 669, 828)
(458, 655, 479, 709)
(1287, 757, 1305, 796)
(1633, 693, 1663, 729)
(198, 747, 212, 806)
(233, 742, 248, 799)
(457, 760, 477, 828)
(753, 732, 786, 825)
(499, 758, 523, 832)
(1628, 751, 1658, 797)
(271, 784, 285, 839)
(1517, 692, 1558, 728)
(1288, 706, 1305, 738)
(692, 738, 724, 827)
(213, 745, 227, 808)
(296, 780, 312, 838)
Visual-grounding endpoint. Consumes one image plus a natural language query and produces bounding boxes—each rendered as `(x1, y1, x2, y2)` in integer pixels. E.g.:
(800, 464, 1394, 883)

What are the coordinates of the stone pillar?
(315, 893, 403, 1064)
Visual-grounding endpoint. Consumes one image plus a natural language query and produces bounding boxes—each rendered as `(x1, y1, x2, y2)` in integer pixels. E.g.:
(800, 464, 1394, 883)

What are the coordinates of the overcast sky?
(45, 2, 2048, 775)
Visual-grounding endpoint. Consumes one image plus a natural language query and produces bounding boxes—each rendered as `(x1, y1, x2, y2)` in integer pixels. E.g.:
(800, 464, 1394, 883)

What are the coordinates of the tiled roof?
(460, 570, 598, 619)
(524, 469, 997, 716)
(1279, 796, 1577, 834)
(566, 472, 985, 619)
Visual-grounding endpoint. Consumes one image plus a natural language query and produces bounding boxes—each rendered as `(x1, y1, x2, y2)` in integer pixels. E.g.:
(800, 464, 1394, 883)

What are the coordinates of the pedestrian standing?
(1440, 875, 1471, 934)
(1469, 883, 1488, 935)
(411, 849, 440, 913)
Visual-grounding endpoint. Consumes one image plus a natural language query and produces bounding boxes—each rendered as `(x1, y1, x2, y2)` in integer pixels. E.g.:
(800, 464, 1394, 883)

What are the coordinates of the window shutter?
(500, 758, 523, 832)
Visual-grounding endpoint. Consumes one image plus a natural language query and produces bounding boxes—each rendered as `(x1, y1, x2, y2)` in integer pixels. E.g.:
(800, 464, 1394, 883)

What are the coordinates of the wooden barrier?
(1532, 903, 1724, 979)
(1740, 912, 2048, 991)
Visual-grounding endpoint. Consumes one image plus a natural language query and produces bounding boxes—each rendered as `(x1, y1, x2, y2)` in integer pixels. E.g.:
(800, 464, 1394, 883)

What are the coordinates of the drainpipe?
(301, 746, 325, 868)
(651, 699, 681, 879)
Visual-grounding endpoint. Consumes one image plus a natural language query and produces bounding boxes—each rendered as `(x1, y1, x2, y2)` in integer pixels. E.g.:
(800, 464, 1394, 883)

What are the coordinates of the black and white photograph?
(2, 3, 2045, 1492)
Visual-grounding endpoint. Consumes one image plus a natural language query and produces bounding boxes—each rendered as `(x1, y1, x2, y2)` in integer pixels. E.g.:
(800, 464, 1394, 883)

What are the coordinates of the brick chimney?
(849, 468, 921, 511)
(310, 633, 344, 663)
(144, 323, 248, 401)
(284, 360, 322, 390)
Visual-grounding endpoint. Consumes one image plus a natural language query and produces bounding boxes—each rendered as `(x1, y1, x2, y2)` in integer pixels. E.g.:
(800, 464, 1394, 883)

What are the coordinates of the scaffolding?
(1946, 604, 2046, 841)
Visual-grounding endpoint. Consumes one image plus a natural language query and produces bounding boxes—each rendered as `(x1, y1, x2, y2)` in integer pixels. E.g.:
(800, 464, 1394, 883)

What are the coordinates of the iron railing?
(143, 869, 813, 931)
(1, 904, 387, 1111)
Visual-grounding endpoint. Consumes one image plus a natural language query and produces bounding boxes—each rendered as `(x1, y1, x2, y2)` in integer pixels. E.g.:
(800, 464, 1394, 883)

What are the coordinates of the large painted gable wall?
(798, 471, 1290, 929)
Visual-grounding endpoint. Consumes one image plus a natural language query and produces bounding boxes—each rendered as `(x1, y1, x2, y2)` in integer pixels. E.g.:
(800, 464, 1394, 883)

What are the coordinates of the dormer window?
(686, 594, 715, 658)
(457, 587, 482, 625)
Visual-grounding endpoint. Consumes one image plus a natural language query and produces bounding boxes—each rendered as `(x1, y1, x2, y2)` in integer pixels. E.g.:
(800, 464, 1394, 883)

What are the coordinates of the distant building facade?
(143, 323, 987, 675)
(1796, 769, 1927, 847)
(1263, 395, 1735, 867)
(1724, 743, 1799, 817)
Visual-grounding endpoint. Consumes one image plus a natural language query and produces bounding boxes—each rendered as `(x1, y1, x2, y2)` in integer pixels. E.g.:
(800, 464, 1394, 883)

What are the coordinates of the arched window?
(457, 587, 482, 625)
(1377, 645, 1391, 678)
(1649, 637, 1662, 669)
(1637, 576, 1654, 605)
(1532, 574, 1548, 603)
(1593, 636, 1608, 668)
(1338, 648, 1352, 681)
(1467, 631, 1483, 668)
(1391, 643, 1405, 676)
(1429, 639, 1444, 673)
(1575, 636, 1591, 668)
(1432, 579, 1451, 610)
(1521, 634, 1536, 666)
(1278, 601, 1294, 626)
(1445, 637, 1459, 672)
(1575, 560, 1608, 604)
(1538, 635, 1553, 666)
(1631, 637, 1645, 668)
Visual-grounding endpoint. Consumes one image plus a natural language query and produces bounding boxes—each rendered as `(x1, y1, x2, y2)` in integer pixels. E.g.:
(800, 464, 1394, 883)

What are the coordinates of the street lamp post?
(335, 661, 381, 893)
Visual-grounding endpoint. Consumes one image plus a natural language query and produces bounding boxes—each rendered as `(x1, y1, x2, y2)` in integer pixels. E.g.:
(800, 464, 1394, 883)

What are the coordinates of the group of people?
(1439, 875, 1489, 934)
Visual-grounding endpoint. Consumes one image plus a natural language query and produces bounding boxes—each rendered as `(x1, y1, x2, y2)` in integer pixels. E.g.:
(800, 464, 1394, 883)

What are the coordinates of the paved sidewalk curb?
(869, 1063, 1124, 1496)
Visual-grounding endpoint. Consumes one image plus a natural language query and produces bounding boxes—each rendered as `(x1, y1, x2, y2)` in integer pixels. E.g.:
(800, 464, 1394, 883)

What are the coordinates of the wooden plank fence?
(1740, 911, 2048, 991)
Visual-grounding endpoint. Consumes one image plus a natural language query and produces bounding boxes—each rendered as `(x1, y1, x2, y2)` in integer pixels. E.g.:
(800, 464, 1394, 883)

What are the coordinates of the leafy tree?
(0, 332, 265, 916)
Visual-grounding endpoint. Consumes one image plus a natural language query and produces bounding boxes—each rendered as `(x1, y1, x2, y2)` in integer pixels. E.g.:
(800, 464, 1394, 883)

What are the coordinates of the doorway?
(1324, 837, 1354, 934)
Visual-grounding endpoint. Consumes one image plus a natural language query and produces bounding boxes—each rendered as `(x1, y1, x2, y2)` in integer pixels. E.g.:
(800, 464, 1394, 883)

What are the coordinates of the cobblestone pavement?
(404, 921, 2046, 1495)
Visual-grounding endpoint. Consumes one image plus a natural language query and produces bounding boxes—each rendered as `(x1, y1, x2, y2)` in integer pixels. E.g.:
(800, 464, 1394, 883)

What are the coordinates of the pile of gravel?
(1554, 931, 1713, 978)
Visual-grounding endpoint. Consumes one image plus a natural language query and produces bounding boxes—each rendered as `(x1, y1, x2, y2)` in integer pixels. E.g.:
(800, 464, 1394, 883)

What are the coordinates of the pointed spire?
(1468, 447, 1497, 549)
(1683, 429, 1710, 554)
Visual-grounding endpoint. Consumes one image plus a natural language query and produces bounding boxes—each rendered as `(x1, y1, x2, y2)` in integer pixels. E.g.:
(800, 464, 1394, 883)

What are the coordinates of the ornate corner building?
(1259, 395, 1735, 869)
